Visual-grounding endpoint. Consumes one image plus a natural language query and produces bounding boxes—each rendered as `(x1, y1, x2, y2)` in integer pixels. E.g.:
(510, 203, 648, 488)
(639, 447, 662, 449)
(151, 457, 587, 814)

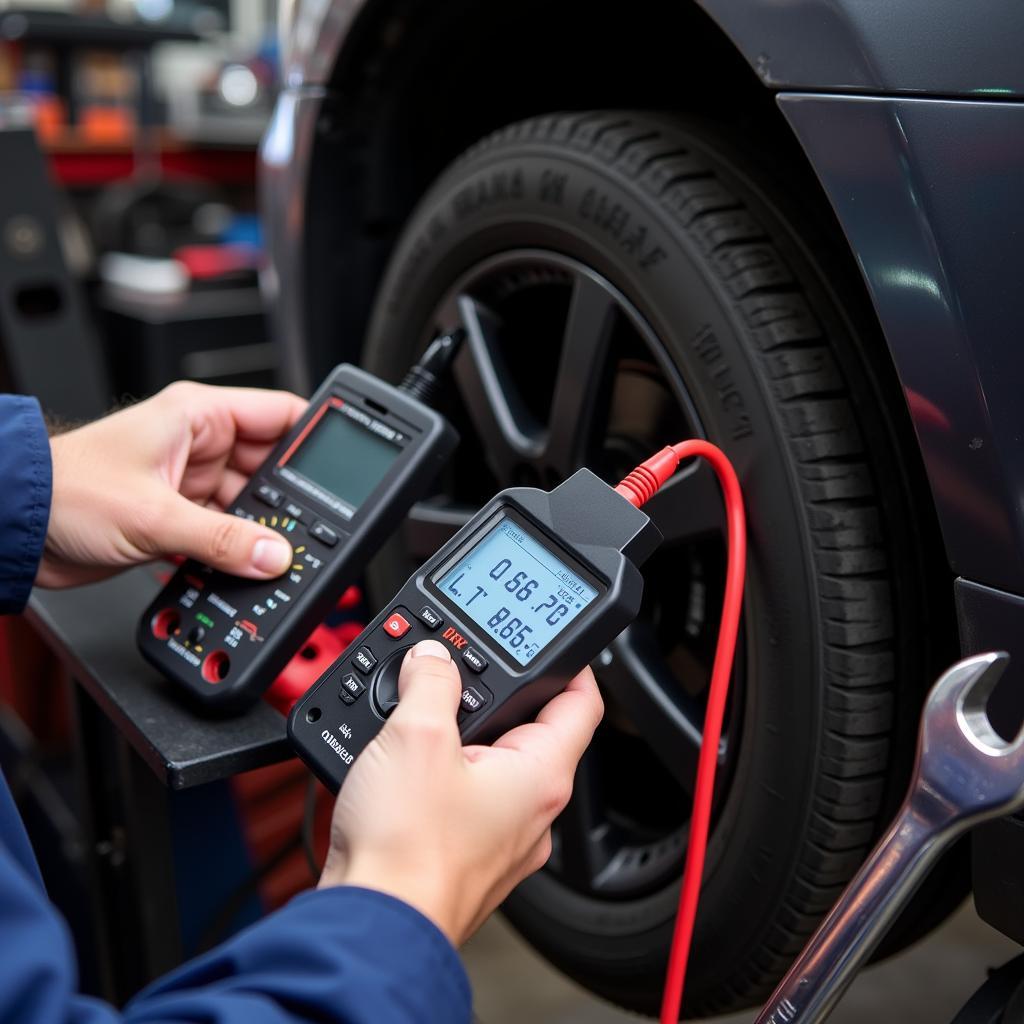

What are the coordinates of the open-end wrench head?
(924, 651, 1010, 749)
(754, 652, 1021, 1024)
(913, 651, 1024, 824)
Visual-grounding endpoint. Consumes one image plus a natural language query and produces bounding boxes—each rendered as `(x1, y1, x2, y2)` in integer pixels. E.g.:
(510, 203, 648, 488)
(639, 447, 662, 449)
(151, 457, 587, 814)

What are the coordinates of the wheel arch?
(271, 0, 954, 601)
(291, 0, 808, 366)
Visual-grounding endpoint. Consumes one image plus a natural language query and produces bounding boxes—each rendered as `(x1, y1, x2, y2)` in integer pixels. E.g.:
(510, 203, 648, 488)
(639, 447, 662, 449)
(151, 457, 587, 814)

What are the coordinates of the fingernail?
(409, 639, 451, 662)
(252, 536, 292, 574)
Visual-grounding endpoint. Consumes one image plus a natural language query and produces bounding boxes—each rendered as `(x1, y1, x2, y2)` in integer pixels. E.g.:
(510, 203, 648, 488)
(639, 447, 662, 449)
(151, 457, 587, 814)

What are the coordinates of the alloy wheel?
(398, 249, 745, 900)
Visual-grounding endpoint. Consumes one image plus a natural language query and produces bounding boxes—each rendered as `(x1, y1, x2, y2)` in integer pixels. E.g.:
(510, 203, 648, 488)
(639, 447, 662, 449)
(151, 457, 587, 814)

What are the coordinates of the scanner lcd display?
(286, 404, 401, 510)
(437, 518, 599, 665)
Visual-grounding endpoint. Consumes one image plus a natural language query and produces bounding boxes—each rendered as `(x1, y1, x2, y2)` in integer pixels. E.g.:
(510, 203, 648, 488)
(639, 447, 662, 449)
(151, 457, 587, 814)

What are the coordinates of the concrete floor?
(463, 901, 1020, 1023)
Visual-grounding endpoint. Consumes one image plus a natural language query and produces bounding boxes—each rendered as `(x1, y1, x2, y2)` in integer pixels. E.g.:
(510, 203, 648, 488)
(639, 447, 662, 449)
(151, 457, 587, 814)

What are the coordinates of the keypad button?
(383, 610, 412, 639)
(339, 673, 366, 704)
(310, 521, 339, 547)
(353, 646, 377, 674)
(462, 647, 488, 674)
(417, 605, 444, 631)
(460, 686, 488, 714)
(284, 501, 304, 521)
(255, 481, 283, 508)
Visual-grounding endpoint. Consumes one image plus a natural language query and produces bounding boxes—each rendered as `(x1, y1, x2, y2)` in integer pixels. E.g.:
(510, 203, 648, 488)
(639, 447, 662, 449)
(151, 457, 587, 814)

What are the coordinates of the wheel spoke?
(453, 294, 545, 478)
(597, 623, 715, 792)
(403, 499, 475, 561)
(644, 459, 724, 544)
(545, 272, 619, 475)
(554, 748, 615, 887)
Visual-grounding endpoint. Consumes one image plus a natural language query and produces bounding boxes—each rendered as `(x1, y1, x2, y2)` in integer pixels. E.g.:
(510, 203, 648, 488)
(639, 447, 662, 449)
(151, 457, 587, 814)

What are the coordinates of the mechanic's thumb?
(391, 640, 463, 732)
(159, 495, 293, 578)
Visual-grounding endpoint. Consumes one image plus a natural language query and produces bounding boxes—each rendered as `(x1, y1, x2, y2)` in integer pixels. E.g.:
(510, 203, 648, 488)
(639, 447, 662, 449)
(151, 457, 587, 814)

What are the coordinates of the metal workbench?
(26, 566, 293, 1002)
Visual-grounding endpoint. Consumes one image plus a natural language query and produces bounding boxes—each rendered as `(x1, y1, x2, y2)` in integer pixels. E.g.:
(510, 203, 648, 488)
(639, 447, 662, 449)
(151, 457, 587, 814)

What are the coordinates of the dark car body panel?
(285, 0, 1024, 99)
(260, 86, 325, 394)
(780, 94, 1024, 596)
(264, 0, 1024, 947)
(701, 0, 1024, 98)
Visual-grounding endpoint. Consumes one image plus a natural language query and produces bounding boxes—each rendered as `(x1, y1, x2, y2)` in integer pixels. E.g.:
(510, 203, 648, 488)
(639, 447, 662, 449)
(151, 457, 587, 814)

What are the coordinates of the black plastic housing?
(137, 364, 457, 712)
(288, 468, 662, 792)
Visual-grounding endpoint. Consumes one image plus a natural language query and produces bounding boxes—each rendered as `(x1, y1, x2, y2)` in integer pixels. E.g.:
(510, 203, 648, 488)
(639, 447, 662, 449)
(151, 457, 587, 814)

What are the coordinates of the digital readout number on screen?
(437, 519, 599, 665)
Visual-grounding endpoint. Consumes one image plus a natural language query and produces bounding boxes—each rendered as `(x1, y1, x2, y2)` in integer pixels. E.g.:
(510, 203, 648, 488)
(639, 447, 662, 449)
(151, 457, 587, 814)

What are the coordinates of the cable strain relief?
(398, 328, 467, 408)
(397, 365, 440, 406)
(614, 446, 681, 507)
(615, 465, 660, 507)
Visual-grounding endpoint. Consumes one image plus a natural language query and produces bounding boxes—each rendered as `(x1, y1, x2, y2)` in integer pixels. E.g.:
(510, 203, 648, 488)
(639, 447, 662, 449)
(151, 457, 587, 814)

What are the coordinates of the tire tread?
(451, 111, 906, 1014)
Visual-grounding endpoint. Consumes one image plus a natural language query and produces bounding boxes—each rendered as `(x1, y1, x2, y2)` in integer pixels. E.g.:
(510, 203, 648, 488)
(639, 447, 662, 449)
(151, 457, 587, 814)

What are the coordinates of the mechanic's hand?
(38, 381, 307, 588)
(319, 639, 604, 946)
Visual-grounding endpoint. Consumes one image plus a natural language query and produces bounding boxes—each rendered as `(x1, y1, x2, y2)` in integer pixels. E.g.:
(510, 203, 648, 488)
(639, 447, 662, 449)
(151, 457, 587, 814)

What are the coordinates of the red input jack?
(150, 608, 181, 640)
(616, 441, 747, 1024)
(201, 650, 231, 684)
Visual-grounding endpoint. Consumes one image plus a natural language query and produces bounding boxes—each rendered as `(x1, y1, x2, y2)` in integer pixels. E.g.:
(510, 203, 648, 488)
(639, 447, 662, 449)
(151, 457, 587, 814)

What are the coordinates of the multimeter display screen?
(286, 404, 401, 510)
(437, 518, 600, 665)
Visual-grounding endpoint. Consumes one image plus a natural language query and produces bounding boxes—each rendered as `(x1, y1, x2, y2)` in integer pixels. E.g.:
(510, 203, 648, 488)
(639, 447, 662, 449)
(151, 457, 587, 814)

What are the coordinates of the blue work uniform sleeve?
(125, 887, 472, 1024)
(0, 395, 51, 614)
(0, 814, 471, 1024)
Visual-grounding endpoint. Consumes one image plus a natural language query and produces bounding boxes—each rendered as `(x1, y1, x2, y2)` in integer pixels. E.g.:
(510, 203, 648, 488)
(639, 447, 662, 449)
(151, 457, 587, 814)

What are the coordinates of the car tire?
(360, 111, 952, 1016)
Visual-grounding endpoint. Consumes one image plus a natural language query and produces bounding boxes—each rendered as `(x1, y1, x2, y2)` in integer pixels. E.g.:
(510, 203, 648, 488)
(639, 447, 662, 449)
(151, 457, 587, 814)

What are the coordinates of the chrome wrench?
(755, 651, 1024, 1024)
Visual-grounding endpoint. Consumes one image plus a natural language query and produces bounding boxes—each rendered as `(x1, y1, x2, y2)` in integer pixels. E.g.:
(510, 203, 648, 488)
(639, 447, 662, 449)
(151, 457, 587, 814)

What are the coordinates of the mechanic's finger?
(388, 640, 463, 735)
(217, 387, 308, 440)
(156, 494, 292, 577)
(213, 468, 249, 510)
(167, 382, 308, 443)
(227, 439, 288, 476)
(492, 667, 604, 772)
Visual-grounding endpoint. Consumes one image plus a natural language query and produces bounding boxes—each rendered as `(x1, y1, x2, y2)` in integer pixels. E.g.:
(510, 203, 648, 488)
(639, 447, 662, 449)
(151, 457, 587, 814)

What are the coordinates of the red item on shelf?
(264, 618, 364, 717)
(174, 243, 260, 281)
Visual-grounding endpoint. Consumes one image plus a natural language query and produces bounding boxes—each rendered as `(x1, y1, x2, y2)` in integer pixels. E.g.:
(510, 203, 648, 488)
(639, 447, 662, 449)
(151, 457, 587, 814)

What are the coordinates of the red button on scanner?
(383, 611, 411, 639)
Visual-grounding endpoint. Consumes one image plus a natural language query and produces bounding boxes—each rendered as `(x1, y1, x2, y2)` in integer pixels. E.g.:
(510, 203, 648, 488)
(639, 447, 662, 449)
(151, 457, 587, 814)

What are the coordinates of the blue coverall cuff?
(292, 885, 473, 1018)
(0, 396, 52, 614)
(128, 883, 474, 1023)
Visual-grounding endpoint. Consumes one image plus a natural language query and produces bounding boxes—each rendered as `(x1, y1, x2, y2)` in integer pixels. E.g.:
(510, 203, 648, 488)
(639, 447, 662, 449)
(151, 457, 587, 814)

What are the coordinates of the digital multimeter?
(138, 364, 458, 712)
(288, 468, 662, 792)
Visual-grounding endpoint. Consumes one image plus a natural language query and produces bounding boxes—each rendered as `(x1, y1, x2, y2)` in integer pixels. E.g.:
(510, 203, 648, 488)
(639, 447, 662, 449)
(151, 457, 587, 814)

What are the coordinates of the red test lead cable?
(615, 440, 747, 1024)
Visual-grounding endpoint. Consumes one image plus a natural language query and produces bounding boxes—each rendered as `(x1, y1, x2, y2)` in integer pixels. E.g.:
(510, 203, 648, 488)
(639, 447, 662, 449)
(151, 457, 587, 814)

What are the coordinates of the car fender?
(699, 0, 1024, 98)
(780, 93, 1024, 595)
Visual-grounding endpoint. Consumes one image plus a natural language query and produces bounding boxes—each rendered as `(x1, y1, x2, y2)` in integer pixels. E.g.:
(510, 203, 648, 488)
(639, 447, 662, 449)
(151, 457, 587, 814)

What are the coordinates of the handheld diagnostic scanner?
(288, 468, 663, 792)
(138, 363, 458, 712)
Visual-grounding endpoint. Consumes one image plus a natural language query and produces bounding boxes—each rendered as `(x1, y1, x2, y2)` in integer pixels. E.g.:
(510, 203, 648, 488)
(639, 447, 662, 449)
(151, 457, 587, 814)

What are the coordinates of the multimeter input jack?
(150, 608, 181, 640)
(201, 650, 231, 684)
